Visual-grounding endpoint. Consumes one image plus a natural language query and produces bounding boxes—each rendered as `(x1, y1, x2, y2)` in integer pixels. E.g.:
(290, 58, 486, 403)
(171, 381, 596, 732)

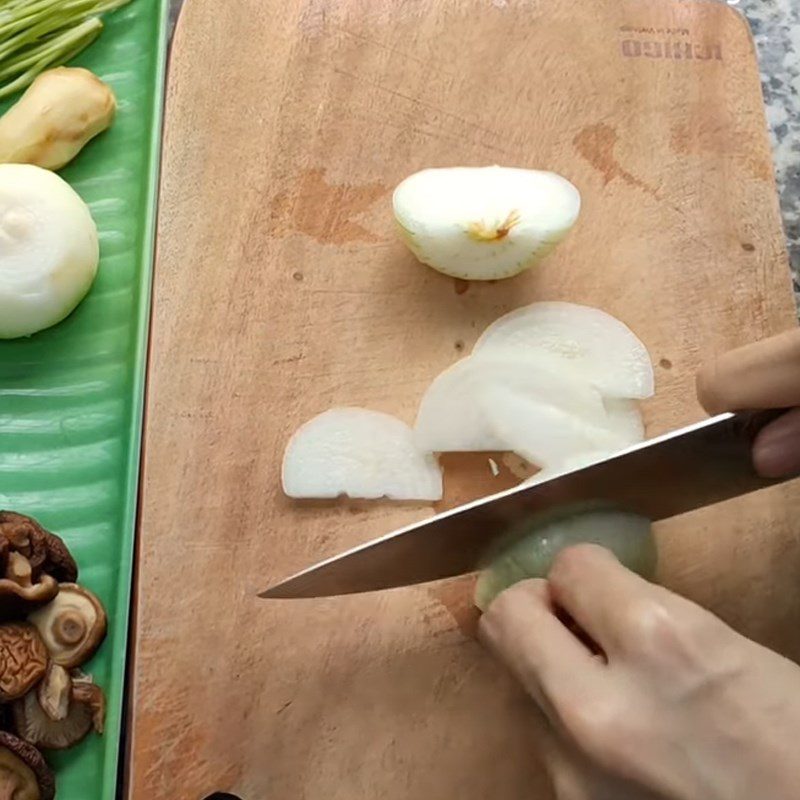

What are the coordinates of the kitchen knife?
(261, 410, 795, 599)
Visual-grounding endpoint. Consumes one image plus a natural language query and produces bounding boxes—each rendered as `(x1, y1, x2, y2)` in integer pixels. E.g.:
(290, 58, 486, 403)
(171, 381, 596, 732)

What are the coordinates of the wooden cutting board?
(128, 0, 799, 798)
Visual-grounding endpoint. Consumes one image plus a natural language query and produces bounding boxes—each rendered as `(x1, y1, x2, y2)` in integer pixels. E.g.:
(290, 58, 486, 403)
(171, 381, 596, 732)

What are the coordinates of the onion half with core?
(393, 167, 581, 280)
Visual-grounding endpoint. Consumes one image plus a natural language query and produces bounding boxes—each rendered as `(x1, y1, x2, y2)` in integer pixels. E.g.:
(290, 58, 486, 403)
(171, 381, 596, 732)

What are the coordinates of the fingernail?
(753, 409, 800, 478)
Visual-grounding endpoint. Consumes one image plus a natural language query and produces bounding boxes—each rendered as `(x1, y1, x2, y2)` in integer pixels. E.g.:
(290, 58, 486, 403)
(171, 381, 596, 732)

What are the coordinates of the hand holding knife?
(262, 328, 800, 599)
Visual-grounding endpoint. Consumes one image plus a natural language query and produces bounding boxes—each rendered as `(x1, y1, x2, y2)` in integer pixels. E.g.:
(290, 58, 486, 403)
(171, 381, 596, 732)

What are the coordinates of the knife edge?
(261, 411, 789, 599)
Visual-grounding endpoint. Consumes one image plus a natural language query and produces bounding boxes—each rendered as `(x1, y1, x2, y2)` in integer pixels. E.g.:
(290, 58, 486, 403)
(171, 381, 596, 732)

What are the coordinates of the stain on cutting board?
(574, 122, 657, 197)
(268, 167, 388, 244)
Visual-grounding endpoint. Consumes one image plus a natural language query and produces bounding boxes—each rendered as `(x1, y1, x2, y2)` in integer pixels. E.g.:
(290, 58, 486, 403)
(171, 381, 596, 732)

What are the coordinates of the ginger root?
(0, 67, 116, 171)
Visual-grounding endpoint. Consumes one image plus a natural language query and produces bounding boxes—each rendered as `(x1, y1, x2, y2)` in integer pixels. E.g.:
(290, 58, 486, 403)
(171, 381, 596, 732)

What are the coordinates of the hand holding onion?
(478, 332, 800, 800)
(480, 547, 800, 800)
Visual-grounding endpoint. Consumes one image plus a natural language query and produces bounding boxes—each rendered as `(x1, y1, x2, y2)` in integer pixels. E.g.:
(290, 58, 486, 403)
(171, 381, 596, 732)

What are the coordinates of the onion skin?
(475, 508, 656, 612)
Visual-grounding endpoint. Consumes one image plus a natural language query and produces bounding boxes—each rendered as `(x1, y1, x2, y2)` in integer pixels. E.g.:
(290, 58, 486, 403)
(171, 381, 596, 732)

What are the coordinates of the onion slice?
(282, 407, 442, 500)
(522, 450, 616, 486)
(480, 387, 631, 467)
(414, 353, 606, 453)
(603, 398, 645, 443)
(393, 166, 581, 280)
(473, 302, 654, 399)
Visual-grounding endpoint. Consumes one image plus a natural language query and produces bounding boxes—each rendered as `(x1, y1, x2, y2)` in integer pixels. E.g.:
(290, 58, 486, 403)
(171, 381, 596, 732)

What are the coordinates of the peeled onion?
(475, 509, 656, 611)
(473, 302, 654, 399)
(393, 166, 581, 280)
(0, 163, 99, 339)
(414, 352, 605, 453)
(282, 407, 442, 500)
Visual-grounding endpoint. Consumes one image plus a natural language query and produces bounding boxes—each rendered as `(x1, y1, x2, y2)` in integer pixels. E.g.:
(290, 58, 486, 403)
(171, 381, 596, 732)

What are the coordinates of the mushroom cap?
(71, 677, 105, 735)
(12, 678, 105, 750)
(27, 585, 107, 669)
(0, 731, 55, 800)
(0, 623, 48, 702)
(0, 512, 77, 583)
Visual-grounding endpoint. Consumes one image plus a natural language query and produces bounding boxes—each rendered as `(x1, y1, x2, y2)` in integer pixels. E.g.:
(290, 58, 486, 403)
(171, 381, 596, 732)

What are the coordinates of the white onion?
(473, 302, 654, 399)
(603, 398, 645, 443)
(0, 163, 99, 339)
(481, 387, 630, 467)
(475, 509, 656, 611)
(522, 451, 615, 486)
(282, 407, 442, 500)
(393, 166, 581, 280)
(414, 352, 606, 453)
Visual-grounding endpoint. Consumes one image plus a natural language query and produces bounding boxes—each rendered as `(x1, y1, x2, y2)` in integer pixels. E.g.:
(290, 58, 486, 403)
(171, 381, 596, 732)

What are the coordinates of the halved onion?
(414, 352, 606, 453)
(473, 302, 654, 399)
(0, 163, 99, 339)
(282, 407, 442, 500)
(474, 509, 656, 611)
(393, 166, 581, 280)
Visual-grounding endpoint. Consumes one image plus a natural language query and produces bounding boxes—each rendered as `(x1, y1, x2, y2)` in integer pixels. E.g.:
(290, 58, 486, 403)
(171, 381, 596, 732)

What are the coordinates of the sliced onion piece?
(473, 302, 654, 399)
(282, 408, 442, 500)
(414, 353, 606, 453)
(393, 166, 581, 281)
(603, 398, 645, 443)
(474, 509, 656, 611)
(480, 387, 632, 467)
(522, 450, 615, 486)
(0, 163, 99, 339)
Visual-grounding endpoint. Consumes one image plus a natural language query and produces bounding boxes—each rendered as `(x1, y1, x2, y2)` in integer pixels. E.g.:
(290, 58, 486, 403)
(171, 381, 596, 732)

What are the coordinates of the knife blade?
(261, 410, 795, 599)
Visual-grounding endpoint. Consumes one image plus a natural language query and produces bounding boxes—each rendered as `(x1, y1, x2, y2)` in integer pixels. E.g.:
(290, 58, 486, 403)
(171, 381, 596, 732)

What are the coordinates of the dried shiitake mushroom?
(28, 585, 106, 669)
(0, 554, 58, 622)
(13, 675, 105, 750)
(0, 623, 48, 702)
(0, 512, 78, 621)
(0, 512, 77, 583)
(0, 731, 55, 800)
(36, 665, 71, 723)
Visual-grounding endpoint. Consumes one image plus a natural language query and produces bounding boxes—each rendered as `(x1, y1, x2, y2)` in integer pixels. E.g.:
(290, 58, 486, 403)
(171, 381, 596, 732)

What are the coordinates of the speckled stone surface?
(737, 0, 800, 306)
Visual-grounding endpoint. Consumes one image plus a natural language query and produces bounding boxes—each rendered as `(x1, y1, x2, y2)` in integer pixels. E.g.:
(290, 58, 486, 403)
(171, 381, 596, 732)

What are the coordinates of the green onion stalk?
(0, 0, 131, 100)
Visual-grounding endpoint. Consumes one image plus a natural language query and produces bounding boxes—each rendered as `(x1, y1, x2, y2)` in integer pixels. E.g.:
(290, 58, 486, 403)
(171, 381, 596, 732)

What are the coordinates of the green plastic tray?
(0, 1, 168, 797)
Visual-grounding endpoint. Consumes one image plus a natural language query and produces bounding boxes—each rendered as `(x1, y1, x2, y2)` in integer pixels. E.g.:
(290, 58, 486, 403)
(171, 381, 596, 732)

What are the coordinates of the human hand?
(696, 328, 800, 477)
(479, 546, 800, 800)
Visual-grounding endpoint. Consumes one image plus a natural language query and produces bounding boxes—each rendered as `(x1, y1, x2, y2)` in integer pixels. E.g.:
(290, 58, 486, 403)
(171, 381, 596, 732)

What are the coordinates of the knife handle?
(733, 408, 792, 441)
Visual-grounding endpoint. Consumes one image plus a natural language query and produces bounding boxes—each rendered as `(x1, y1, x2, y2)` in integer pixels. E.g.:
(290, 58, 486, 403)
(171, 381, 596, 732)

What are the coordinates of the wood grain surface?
(128, 0, 799, 797)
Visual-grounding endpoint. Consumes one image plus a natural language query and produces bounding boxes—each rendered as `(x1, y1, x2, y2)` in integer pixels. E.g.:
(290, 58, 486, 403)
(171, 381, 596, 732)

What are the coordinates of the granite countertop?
(167, 0, 799, 301)
(739, 0, 800, 305)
